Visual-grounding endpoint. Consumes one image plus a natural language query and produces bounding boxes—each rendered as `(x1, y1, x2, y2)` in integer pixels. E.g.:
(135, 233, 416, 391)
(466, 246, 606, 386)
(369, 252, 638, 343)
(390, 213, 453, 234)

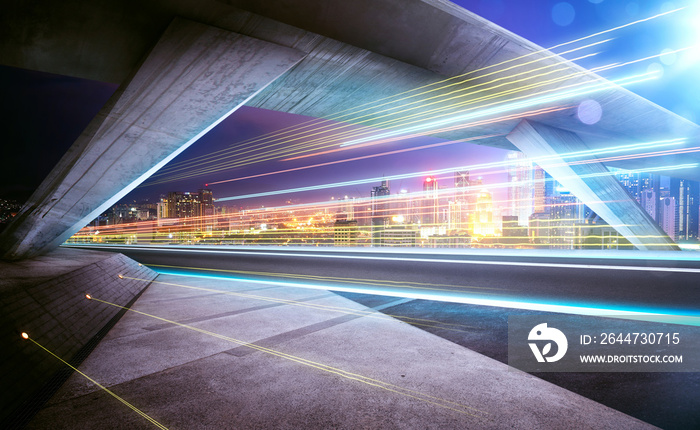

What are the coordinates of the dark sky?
(0, 67, 117, 201)
(1, 0, 698, 208)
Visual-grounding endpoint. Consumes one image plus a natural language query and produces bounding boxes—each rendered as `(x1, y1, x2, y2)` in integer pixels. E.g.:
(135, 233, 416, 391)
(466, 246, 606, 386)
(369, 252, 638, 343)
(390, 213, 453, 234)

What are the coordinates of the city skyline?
(2, 0, 699, 251)
(71, 150, 700, 250)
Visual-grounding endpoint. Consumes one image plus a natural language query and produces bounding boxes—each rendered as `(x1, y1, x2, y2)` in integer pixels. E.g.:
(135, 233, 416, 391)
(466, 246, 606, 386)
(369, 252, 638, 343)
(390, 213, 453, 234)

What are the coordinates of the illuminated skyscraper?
(473, 189, 494, 236)
(370, 180, 390, 246)
(447, 200, 465, 231)
(661, 197, 677, 241)
(333, 219, 358, 247)
(672, 178, 699, 241)
(158, 189, 214, 231)
(422, 176, 439, 227)
(339, 196, 356, 221)
(453, 171, 470, 230)
(371, 180, 390, 222)
(506, 152, 534, 225)
(686, 181, 700, 240)
(617, 171, 640, 202)
(454, 171, 470, 201)
(641, 189, 657, 222)
(549, 186, 579, 249)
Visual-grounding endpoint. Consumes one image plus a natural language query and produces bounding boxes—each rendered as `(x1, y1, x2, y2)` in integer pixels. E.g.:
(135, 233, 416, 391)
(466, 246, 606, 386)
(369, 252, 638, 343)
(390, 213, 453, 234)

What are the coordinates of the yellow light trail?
(205, 133, 502, 186)
(200, 105, 569, 187)
(334, 64, 661, 149)
(151, 60, 660, 186)
(72, 142, 693, 249)
(120, 273, 484, 333)
(279, 105, 570, 163)
(71, 165, 679, 249)
(20, 332, 169, 429)
(214, 153, 692, 205)
(150, 40, 607, 179)
(146, 50, 596, 185)
(142, 7, 685, 188)
(85, 295, 490, 419)
(154, 6, 683, 177)
(155, 41, 683, 185)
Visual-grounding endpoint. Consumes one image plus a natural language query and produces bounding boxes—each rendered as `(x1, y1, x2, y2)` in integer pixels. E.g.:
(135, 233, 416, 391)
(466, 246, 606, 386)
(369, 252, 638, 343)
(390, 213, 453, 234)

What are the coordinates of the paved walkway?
(26, 274, 656, 429)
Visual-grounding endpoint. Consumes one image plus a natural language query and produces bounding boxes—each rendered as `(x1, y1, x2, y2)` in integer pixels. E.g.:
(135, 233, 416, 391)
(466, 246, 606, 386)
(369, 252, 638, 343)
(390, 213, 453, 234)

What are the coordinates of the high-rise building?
(506, 152, 534, 225)
(448, 200, 465, 231)
(617, 171, 640, 202)
(549, 186, 581, 249)
(370, 180, 390, 246)
(673, 178, 700, 241)
(422, 176, 439, 228)
(158, 189, 214, 231)
(454, 171, 470, 201)
(533, 166, 547, 214)
(687, 181, 700, 240)
(473, 189, 494, 236)
(371, 180, 390, 220)
(339, 196, 356, 221)
(453, 171, 470, 230)
(661, 196, 677, 241)
(333, 219, 358, 247)
(641, 189, 657, 221)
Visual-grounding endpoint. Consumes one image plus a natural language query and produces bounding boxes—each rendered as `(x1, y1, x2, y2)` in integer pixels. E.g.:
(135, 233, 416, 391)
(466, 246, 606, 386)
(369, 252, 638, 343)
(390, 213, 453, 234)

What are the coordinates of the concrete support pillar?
(506, 119, 679, 251)
(0, 18, 305, 260)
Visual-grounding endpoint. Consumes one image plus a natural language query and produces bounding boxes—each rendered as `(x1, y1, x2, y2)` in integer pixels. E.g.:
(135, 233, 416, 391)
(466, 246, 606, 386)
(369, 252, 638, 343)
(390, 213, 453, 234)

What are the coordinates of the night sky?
(1, 0, 698, 209)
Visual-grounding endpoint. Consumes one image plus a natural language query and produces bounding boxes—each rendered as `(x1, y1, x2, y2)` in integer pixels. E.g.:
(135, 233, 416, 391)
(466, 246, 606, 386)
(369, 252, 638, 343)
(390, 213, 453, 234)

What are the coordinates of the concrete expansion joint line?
(83, 293, 490, 419)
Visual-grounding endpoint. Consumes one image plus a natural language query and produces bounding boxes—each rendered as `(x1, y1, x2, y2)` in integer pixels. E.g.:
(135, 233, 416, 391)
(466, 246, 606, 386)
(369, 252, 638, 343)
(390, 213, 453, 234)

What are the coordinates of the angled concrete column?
(506, 120, 679, 251)
(0, 18, 305, 260)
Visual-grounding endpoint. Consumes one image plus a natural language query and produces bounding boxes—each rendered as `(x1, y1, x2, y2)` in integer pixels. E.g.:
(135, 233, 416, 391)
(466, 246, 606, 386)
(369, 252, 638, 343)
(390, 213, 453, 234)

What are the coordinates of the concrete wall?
(0, 249, 157, 428)
(0, 18, 304, 260)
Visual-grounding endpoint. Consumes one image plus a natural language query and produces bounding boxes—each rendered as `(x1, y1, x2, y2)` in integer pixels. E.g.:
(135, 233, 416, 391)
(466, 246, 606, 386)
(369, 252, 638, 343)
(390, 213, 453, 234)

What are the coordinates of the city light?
(63, 5, 699, 253)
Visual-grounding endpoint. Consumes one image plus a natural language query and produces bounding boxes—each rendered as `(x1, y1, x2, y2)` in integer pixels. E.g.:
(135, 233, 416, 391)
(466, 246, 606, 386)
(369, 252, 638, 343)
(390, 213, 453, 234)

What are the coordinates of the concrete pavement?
(25, 273, 656, 429)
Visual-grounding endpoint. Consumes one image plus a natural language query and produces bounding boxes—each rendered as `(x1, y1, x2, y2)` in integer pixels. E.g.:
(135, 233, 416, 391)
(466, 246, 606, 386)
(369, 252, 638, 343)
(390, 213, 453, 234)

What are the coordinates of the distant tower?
(422, 176, 439, 227)
(661, 197, 677, 242)
(198, 188, 214, 217)
(454, 171, 470, 230)
(617, 171, 640, 202)
(549, 185, 579, 249)
(454, 171, 470, 200)
(533, 166, 554, 214)
(506, 151, 534, 225)
(340, 196, 355, 221)
(371, 180, 390, 222)
(641, 189, 657, 221)
(371, 180, 390, 246)
(473, 189, 494, 236)
(198, 188, 214, 232)
(673, 178, 699, 241)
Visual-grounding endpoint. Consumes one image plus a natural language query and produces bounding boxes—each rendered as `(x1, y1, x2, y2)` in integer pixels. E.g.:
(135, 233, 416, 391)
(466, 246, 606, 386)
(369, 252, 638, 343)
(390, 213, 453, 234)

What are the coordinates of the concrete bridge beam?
(506, 119, 679, 251)
(0, 18, 305, 260)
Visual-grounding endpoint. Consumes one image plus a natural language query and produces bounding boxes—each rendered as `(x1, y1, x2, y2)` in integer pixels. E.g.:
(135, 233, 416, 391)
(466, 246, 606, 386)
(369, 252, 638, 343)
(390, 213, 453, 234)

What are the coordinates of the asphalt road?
(64, 245, 700, 316)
